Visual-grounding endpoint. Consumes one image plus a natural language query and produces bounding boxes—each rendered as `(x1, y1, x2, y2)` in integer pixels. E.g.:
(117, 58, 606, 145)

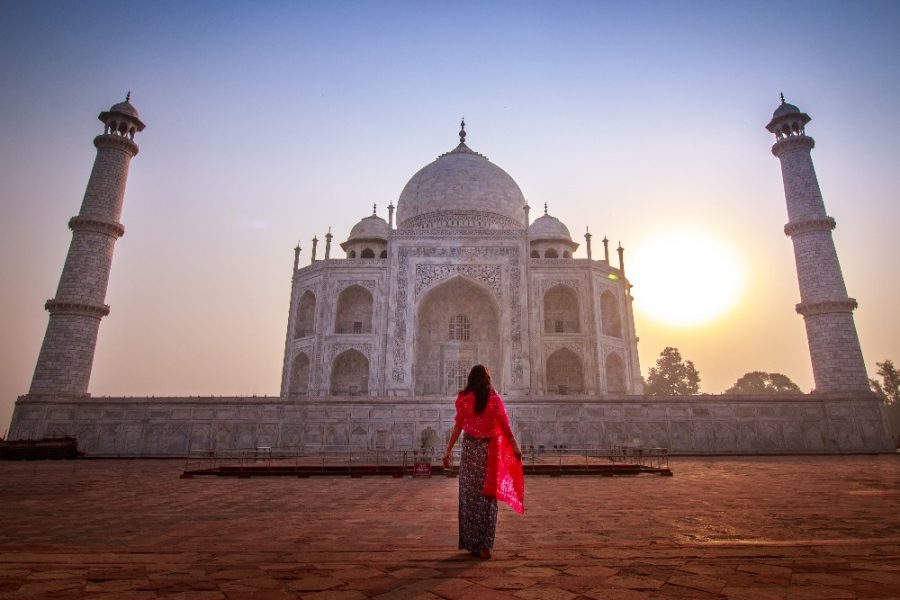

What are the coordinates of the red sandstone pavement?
(1, 455, 899, 599)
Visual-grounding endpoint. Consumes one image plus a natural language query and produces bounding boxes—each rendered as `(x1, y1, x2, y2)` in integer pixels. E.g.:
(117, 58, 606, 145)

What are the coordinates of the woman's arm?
(443, 423, 462, 467)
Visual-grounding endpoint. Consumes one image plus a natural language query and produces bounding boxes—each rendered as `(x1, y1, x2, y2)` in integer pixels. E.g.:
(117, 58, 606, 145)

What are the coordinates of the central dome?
(396, 141, 527, 230)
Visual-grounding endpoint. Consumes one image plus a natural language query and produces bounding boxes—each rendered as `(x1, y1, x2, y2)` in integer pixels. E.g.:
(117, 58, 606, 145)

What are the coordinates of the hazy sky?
(2, 1, 899, 432)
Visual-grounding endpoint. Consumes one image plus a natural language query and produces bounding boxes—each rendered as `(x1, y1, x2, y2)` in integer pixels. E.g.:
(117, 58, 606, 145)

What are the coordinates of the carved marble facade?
(280, 132, 643, 403)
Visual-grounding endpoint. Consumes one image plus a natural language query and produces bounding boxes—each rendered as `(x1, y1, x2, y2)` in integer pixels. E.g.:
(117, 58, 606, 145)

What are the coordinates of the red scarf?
(456, 392, 525, 514)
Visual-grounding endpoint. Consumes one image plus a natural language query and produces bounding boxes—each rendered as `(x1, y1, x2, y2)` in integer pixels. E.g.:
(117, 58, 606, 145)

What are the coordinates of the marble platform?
(6, 392, 894, 456)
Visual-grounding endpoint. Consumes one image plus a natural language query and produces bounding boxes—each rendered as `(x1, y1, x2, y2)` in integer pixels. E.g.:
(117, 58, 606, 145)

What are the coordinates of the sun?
(627, 230, 745, 327)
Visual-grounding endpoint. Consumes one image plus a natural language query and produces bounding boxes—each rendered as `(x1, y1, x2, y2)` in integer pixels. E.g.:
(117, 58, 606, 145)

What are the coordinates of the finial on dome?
(459, 118, 466, 144)
(126, 90, 131, 103)
(544, 202, 548, 216)
(372, 203, 377, 216)
(780, 92, 785, 104)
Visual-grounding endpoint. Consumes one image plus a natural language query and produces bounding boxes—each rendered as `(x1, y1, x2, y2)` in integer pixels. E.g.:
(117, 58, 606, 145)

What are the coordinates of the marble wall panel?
(189, 424, 212, 452)
(48, 409, 73, 420)
(825, 418, 861, 449)
(669, 421, 693, 450)
(735, 405, 757, 418)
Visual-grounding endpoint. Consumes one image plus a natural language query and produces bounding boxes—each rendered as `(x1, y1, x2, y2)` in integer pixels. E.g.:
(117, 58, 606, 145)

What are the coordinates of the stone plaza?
(0, 455, 898, 598)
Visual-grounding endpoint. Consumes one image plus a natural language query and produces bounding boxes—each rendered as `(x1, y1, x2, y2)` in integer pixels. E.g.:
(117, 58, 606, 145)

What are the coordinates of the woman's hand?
(442, 451, 451, 468)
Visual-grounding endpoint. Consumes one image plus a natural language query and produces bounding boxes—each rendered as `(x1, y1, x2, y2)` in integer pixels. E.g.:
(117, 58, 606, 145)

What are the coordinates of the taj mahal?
(282, 120, 640, 402)
(6, 96, 894, 455)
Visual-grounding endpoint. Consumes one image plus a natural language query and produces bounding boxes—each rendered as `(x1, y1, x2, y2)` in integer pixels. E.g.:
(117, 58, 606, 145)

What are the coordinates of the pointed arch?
(379, 249, 387, 258)
(414, 275, 501, 396)
(335, 285, 373, 334)
(544, 248, 559, 258)
(420, 426, 439, 450)
(530, 249, 540, 258)
(361, 247, 375, 259)
(544, 284, 580, 333)
(600, 291, 622, 337)
(330, 349, 369, 395)
(546, 347, 584, 395)
(294, 291, 316, 338)
(605, 352, 627, 393)
(289, 352, 310, 396)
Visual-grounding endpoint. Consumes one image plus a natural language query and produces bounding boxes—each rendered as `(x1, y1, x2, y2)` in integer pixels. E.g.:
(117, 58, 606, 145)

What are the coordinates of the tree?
(725, 371, 801, 395)
(645, 347, 700, 395)
(870, 359, 900, 437)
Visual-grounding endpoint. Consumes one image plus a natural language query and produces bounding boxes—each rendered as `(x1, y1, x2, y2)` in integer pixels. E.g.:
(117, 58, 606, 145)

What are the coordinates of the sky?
(1, 1, 899, 433)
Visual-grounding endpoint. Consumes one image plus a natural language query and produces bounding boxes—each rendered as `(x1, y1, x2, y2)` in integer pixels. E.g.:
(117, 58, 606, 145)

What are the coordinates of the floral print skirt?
(458, 433, 498, 554)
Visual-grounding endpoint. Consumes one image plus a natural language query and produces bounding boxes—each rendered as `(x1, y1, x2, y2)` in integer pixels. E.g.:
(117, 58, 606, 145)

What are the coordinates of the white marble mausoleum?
(282, 121, 641, 403)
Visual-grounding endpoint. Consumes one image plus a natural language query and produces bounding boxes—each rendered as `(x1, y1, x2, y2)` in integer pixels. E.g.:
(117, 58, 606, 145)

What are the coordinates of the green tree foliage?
(645, 347, 700, 395)
(725, 371, 802, 395)
(870, 359, 900, 437)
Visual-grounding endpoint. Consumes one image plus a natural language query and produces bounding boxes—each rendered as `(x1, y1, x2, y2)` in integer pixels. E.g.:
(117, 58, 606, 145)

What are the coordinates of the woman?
(443, 365, 524, 559)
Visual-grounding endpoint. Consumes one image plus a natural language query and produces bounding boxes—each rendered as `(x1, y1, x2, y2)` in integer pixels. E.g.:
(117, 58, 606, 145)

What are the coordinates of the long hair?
(463, 364, 493, 414)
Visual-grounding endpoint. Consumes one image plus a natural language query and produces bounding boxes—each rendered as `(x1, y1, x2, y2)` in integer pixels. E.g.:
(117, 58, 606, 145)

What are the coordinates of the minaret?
(29, 94, 145, 396)
(767, 96, 869, 392)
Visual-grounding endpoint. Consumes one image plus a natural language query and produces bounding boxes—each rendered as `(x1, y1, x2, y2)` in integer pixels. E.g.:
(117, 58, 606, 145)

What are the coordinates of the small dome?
(347, 214, 389, 241)
(109, 100, 140, 119)
(98, 93, 145, 131)
(529, 213, 572, 241)
(396, 143, 527, 230)
(772, 101, 800, 119)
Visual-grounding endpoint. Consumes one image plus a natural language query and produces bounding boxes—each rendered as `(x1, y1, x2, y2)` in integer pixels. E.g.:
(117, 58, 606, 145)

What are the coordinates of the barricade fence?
(183, 445, 668, 475)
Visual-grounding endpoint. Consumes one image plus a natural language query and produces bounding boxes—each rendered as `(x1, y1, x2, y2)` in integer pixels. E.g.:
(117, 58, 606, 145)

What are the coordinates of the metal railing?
(183, 445, 668, 476)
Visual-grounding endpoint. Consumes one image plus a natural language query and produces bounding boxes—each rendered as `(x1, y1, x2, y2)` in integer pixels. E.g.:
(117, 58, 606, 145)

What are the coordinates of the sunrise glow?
(628, 230, 746, 327)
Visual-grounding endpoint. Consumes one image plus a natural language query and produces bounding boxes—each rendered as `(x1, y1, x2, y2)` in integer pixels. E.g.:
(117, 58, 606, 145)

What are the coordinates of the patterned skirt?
(458, 433, 498, 553)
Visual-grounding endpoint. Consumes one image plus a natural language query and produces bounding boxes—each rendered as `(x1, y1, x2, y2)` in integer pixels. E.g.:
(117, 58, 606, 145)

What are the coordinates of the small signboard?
(413, 461, 431, 478)
(412, 449, 432, 478)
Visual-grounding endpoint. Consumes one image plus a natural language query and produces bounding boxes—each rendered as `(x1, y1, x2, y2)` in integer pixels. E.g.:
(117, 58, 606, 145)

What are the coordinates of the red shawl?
(455, 391, 525, 514)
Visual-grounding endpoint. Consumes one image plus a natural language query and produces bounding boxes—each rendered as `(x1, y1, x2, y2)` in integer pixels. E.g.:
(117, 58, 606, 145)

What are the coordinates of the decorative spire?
(780, 92, 785, 104)
(544, 202, 548, 216)
(459, 118, 466, 144)
(126, 90, 131, 103)
(372, 203, 377, 216)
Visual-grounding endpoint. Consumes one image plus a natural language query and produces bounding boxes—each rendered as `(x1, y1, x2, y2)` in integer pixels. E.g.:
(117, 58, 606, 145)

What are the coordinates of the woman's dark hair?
(464, 365, 493, 414)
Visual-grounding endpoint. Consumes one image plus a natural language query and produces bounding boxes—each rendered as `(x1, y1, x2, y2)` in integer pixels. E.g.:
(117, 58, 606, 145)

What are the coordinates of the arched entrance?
(606, 352, 627, 393)
(330, 349, 369, 395)
(546, 347, 584, 394)
(289, 352, 310, 396)
(334, 285, 373, 334)
(414, 277, 501, 395)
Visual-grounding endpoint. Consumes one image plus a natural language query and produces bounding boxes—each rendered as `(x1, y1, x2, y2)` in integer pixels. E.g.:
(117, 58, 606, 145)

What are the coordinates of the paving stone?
(582, 588, 650, 600)
(721, 588, 789, 600)
(511, 587, 577, 600)
(1, 458, 899, 600)
(783, 586, 856, 599)
(506, 567, 560, 579)
(84, 592, 156, 600)
(791, 571, 855, 586)
(300, 592, 368, 600)
(852, 569, 900, 584)
(606, 575, 666, 590)
(474, 575, 537, 590)
(286, 576, 345, 591)
(665, 573, 726, 594)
